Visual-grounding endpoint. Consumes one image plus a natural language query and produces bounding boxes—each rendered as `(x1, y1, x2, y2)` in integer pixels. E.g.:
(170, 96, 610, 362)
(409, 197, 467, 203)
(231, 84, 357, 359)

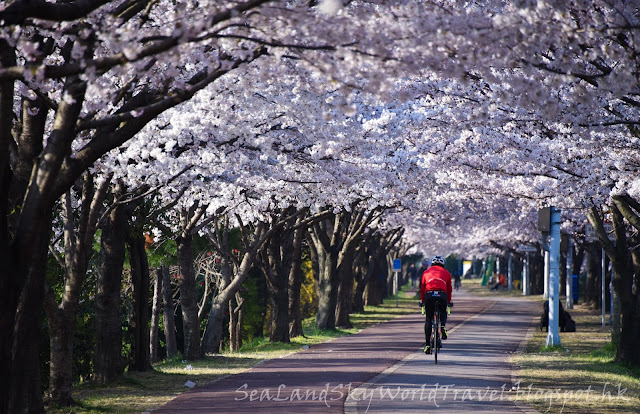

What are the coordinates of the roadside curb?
(510, 316, 542, 414)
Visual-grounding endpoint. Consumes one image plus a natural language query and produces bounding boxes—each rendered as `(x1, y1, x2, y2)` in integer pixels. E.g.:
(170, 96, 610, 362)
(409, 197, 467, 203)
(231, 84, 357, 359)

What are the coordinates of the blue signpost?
(393, 259, 401, 307)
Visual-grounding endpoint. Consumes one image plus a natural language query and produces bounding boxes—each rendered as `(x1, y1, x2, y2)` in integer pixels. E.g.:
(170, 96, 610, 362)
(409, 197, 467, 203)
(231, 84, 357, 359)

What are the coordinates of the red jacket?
(421, 265, 452, 304)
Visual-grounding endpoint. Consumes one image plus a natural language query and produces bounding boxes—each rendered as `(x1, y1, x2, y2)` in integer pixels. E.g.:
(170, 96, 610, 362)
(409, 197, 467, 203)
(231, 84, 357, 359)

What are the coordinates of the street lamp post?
(546, 207, 562, 347)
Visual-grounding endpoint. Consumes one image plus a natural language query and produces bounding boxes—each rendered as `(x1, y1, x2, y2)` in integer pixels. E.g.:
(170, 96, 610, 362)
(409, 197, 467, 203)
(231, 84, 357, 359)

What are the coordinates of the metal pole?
(601, 248, 606, 327)
(543, 250, 550, 299)
(566, 238, 573, 309)
(507, 253, 513, 291)
(609, 278, 613, 325)
(395, 271, 398, 307)
(523, 252, 530, 295)
(546, 206, 562, 347)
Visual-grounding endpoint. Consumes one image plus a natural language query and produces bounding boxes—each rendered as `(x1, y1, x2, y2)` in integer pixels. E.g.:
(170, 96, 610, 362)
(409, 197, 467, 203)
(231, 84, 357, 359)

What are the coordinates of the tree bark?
(0, 40, 13, 414)
(201, 218, 284, 353)
(365, 254, 387, 306)
(353, 235, 378, 313)
(314, 244, 339, 330)
(45, 174, 109, 405)
(150, 267, 163, 363)
(203, 300, 226, 353)
(335, 246, 356, 328)
(3, 65, 86, 414)
(260, 215, 295, 343)
(584, 242, 601, 308)
(44, 288, 75, 406)
(93, 192, 126, 384)
(176, 233, 202, 360)
(588, 202, 640, 367)
(127, 230, 151, 371)
(6, 214, 51, 414)
(228, 294, 244, 352)
(288, 225, 305, 338)
(161, 266, 178, 359)
(607, 199, 640, 366)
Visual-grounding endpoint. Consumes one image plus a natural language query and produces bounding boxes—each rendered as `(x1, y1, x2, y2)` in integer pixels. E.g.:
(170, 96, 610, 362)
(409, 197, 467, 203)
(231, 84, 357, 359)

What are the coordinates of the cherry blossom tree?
(5, 2, 640, 412)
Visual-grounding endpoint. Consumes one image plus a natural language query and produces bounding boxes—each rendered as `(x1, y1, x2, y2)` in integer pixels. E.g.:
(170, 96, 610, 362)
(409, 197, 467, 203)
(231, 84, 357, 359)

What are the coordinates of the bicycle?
(431, 304, 442, 364)
(421, 298, 452, 364)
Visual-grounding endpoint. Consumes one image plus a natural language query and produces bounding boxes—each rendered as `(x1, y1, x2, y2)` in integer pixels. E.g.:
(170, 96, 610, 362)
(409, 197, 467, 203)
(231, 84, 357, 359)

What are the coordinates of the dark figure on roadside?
(454, 272, 461, 291)
(418, 260, 428, 278)
(491, 273, 507, 291)
(420, 255, 453, 354)
(540, 300, 576, 332)
(407, 263, 418, 288)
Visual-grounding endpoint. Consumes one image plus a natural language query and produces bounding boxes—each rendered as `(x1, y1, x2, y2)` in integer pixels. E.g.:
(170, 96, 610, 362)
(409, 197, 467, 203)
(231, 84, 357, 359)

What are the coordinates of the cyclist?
(420, 255, 453, 354)
(454, 272, 462, 291)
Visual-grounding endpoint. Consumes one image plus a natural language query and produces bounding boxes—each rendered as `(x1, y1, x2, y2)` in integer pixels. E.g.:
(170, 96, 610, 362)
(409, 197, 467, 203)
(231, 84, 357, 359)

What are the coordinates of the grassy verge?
(462, 278, 640, 413)
(461, 276, 536, 299)
(506, 301, 640, 413)
(47, 286, 419, 414)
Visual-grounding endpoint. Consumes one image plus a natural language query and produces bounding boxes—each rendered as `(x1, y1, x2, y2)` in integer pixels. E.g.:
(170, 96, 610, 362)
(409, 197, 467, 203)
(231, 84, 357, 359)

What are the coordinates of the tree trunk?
(270, 284, 291, 342)
(1, 41, 51, 414)
(228, 298, 237, 352)
(45, 175, 109, 406)
(353, 248, 377, 313)
(315, 248, 339, 330)
(127, 231, 151, 371)
(93, 202, 126, 384)
(7, 229, 50, 414)
(335, 246, 356, 328)
(235, 296, 245, 350)
(44, 290, 75, 406)
(228, 294, 246, 352)
(365, 254, 387, 306)
(203, 300, 226, 354)
(607, 203, 639, 365)
(532, 253, 544, 295)
(150, 267, 163, 363)
(176, 234, 202, 360)
(585, 243, 601, 308)
(161, 266, 178, 359)
(572, 244, 585, 304)
(261, 222, 293, 343)
(288, 226, 305, 338)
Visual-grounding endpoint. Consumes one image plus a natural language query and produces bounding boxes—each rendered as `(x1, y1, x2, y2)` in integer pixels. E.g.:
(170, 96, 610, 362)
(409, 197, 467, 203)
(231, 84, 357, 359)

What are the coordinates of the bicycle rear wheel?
(433, 309, 440, 364)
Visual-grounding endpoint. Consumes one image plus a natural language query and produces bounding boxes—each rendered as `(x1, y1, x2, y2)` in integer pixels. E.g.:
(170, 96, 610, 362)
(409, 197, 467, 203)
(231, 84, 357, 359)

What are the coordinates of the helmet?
(430, 255, 445, 266)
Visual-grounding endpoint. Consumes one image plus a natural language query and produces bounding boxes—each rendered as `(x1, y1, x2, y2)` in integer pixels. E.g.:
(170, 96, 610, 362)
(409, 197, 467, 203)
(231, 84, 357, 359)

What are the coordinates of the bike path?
(348, 295, 540, 413)
(153, 291, 531, 413)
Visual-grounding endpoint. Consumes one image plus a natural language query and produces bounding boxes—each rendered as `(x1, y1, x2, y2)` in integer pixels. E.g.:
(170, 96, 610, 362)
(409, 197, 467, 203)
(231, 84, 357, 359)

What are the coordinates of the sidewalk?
(153, 292, 510, 413)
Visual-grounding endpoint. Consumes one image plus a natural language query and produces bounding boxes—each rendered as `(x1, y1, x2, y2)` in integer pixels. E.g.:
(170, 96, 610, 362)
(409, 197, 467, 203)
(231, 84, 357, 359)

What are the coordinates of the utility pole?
(523, 252, 530, 295)
(393, 258, 401, 308)
(546, 207, 562, 347)
(516, 244, 535, 295)
(565, 238, 573, 309)
(601, 248, 606, 327)
(507, 253, 513, 291)
(543, 250, 550, 299)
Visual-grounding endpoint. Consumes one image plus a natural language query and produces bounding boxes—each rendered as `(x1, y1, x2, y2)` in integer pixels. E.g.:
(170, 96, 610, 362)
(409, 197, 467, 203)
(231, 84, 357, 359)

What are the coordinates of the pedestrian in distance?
(490, 273, 507, 291)
(407, 263, 418, 288)
(454, 271, 461, 291)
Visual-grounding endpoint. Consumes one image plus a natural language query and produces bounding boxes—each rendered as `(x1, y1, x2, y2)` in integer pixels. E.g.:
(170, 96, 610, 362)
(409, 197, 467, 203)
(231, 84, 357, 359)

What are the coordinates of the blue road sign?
(392, 259, 402, 272)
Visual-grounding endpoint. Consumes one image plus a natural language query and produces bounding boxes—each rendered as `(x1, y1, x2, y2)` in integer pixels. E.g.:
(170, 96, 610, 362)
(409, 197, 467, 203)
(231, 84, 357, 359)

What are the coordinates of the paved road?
(153, 289, 538, 414)
(347, 294, 540, 413)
